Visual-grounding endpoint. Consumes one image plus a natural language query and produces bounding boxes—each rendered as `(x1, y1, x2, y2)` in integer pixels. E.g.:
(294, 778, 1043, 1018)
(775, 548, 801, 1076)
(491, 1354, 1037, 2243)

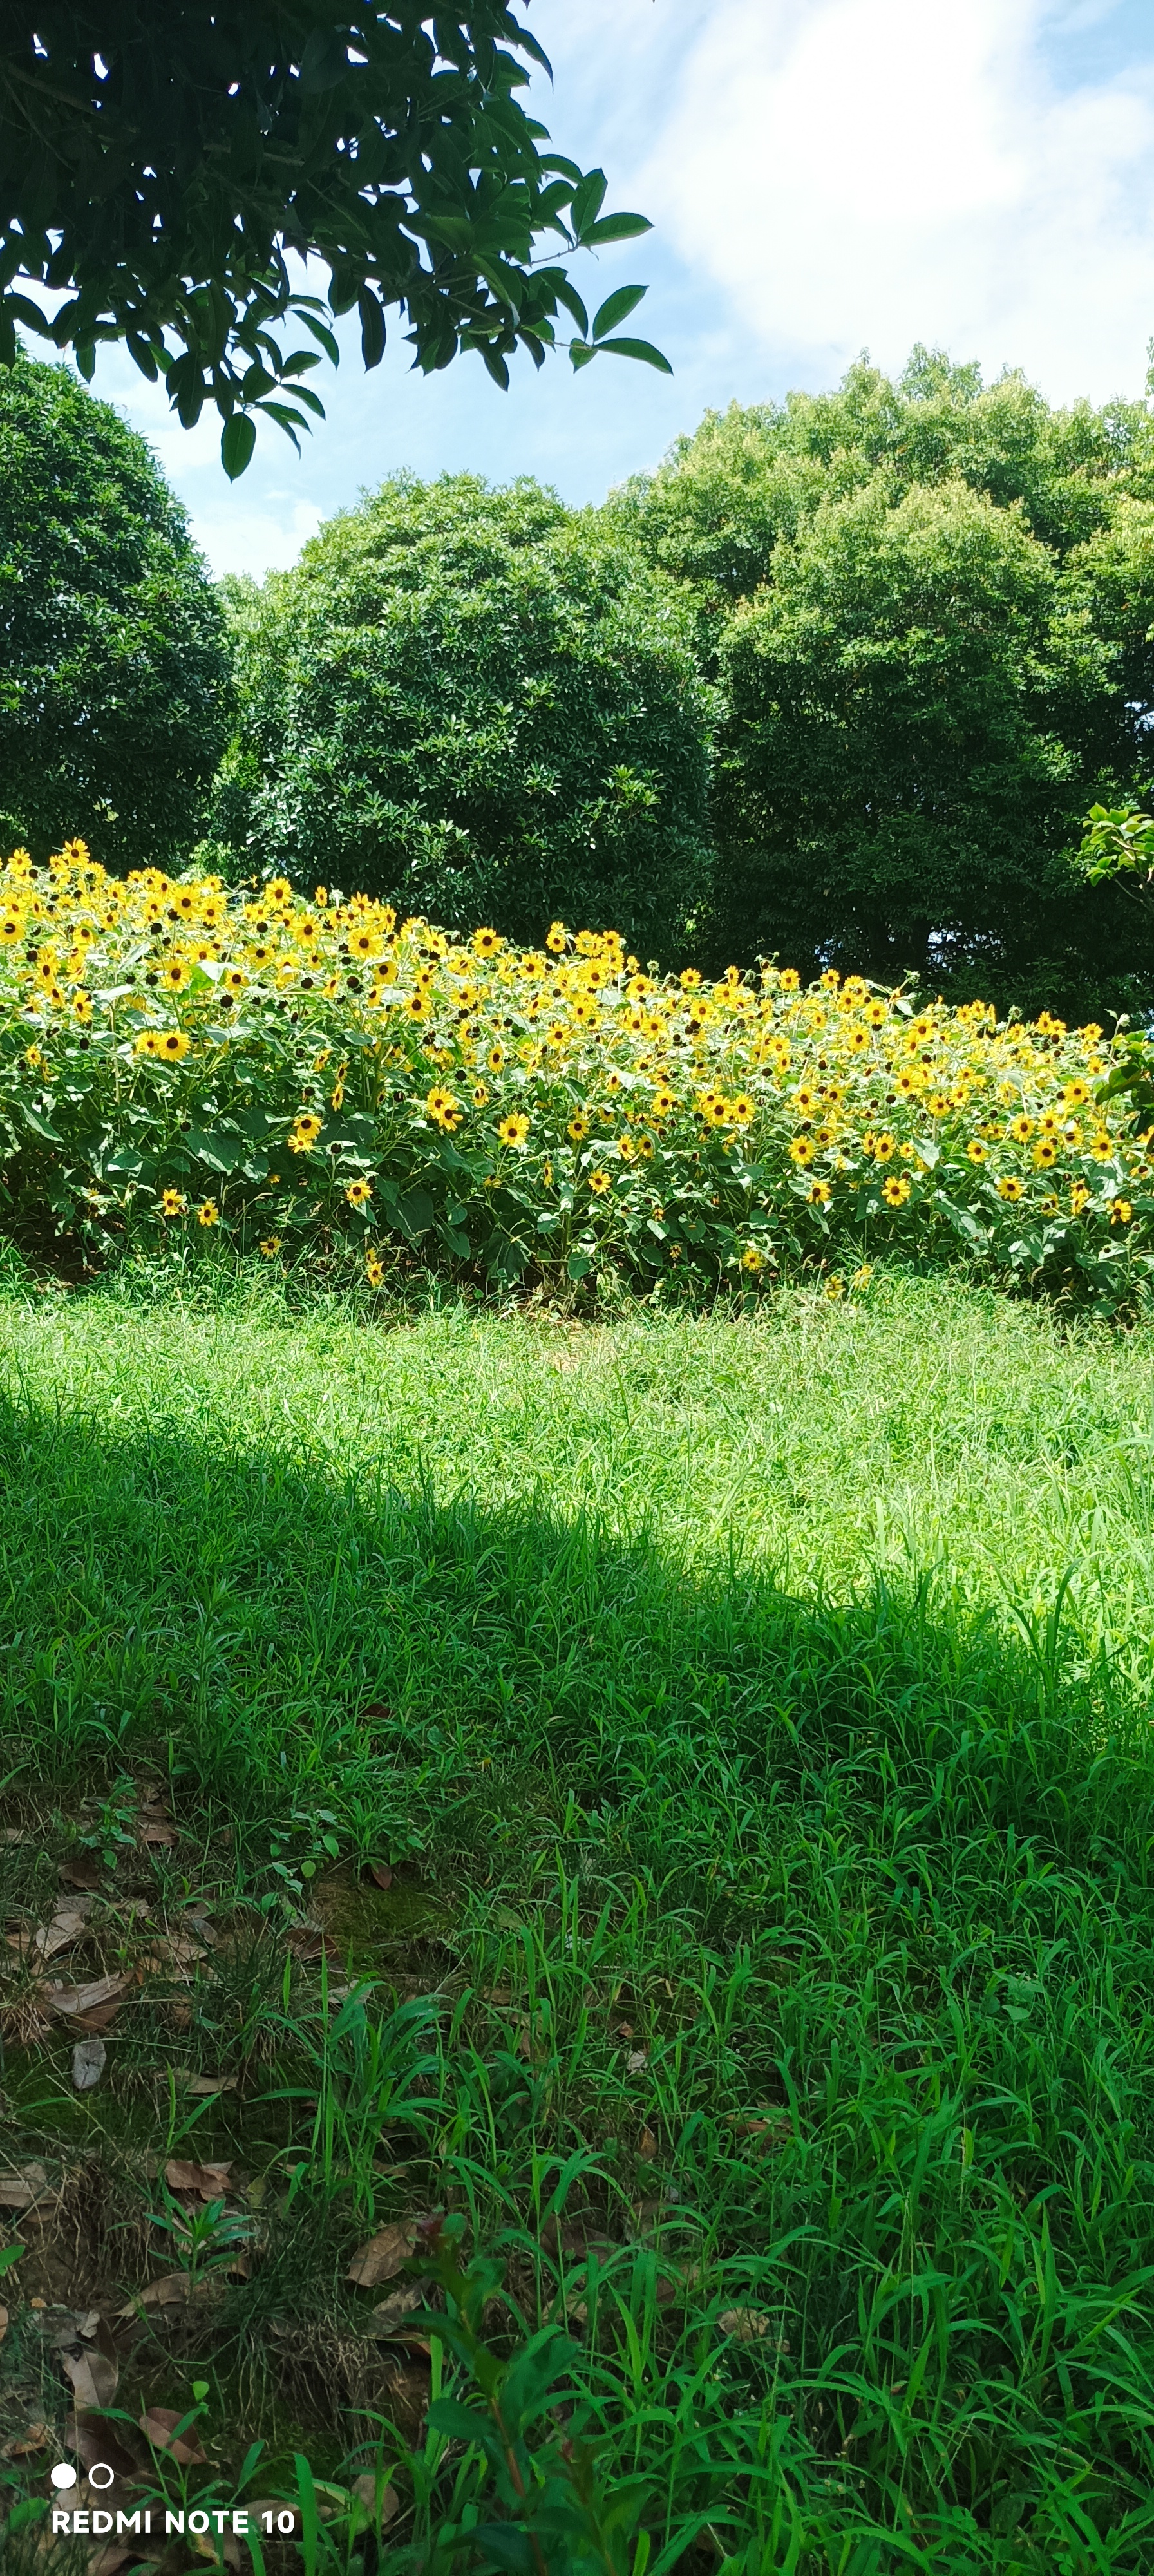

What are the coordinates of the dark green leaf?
(298, 28, 348, 91)
(468, 2531, 538, 2576)
(591, 284, 647, 339)
(357, 287, 386, 370)
(584, 211, 653, 244)
(592, 335, 672, 374)
(221, 413, 257, 480)
(569, 168, 609, 242)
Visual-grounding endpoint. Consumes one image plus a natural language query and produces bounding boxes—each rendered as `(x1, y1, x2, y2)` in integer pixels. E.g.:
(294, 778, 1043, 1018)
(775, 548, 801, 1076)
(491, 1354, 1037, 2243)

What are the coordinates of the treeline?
(3, 346, 1154, 1016)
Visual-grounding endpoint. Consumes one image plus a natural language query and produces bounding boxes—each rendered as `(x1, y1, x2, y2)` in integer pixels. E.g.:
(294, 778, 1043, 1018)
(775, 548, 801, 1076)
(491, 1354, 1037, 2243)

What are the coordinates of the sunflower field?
(2, 837, 1151, 1307)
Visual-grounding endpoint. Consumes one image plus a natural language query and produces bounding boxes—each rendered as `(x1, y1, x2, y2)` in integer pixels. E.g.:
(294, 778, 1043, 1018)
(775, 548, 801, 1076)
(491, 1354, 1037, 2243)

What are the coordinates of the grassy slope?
(3, 1271, 1154, 2571)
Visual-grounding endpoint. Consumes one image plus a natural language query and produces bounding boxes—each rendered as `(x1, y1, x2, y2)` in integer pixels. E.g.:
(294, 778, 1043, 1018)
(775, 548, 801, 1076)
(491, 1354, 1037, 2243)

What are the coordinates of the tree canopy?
(215, 472, 711, 964)
(615, 352, 1154, 1011)
(0, 353, 232, 869)
(0, 5, 667, 477)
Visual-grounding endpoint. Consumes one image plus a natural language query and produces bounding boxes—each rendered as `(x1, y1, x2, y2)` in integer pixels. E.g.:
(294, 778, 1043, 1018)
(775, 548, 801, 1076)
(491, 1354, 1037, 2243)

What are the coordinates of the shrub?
(0, 355, 233, 872)
(216, 472, 712, 966)
(1, 840, 1149, 1312)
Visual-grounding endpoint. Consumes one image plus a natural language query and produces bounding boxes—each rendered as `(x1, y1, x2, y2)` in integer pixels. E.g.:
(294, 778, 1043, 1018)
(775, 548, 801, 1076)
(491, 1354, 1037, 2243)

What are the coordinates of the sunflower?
(159, 1188, 186, 1218)
(365, 1251, 385, 1287)
(882, 1174, 911, 1207)
(498, 1112, 530, 1147)
(156, 1029, 190, 1061)
(966, 1139, 988, 1163)
(1070, 1182, 1090, 1215)
(472, 927, 501, 957)
(789, 1135, 816, 1166)
(426, 1085, 461, 1131)
(1039, 1195, 1059, 1218)
(808, 1179, 832, 1204)
(588, 1168, 611, 1194)
(740, 1244, 762, 1272)
(996, 1175, 1024, 1201)
(1033, 1137, 1057, 1168)
(1008, 1114, 1033, 1144)
(346, 1178, 372, 1207)
(567, 1113, 590, 1142)
(545, 922, 567, 954)
(730, 1093, 755, 1126)
(1111, 1198, 1133, 1224)
(824, 1274, 844, 1298)
(196, 1199, 219, 1227)
(259, 1236, 283, 1257)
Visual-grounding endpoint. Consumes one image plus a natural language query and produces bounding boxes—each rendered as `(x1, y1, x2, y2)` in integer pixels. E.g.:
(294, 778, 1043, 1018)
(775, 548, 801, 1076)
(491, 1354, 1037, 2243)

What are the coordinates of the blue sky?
(81, 0, 1154, 577)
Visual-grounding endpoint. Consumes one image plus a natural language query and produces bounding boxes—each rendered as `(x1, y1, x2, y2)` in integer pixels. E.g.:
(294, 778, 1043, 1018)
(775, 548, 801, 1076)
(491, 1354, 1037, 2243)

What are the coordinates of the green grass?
(3, 1267, 1154, 2572)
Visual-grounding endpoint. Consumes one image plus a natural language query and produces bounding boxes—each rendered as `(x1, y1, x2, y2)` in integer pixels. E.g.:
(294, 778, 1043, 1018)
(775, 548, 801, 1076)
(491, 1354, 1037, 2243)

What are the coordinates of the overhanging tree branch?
(0, 5, 671, 476)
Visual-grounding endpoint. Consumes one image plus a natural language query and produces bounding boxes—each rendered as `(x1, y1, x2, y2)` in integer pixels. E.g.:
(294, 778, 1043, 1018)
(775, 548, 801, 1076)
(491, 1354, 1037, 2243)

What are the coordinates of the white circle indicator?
(50, 2465, 77, 2490)
(88, 2464, 115, 2490)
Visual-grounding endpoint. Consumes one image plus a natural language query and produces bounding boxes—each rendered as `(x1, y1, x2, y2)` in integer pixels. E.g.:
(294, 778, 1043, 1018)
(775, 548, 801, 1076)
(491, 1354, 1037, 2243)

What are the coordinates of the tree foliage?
(218, 473, 711, 963)
(616, 351, 1154, 1010)
(0, 354, 232, 869)
(0, 5, 667, 477)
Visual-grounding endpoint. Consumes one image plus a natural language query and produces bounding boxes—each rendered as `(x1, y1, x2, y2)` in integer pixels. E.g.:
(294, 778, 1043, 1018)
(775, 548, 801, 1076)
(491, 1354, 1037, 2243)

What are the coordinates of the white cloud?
(189, 499, 324, 580)
(630, 0, 1154, 400)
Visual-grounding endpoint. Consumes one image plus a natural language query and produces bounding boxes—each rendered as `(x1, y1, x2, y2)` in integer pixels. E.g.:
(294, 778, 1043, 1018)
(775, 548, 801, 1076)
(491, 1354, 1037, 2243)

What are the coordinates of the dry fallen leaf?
(626, 2047, 648, 2074)
(717, 2306, 772, 2341)
(71, 1998, 126, 2036)
(69, 2410, 142, 2483)
(3, 2421, 52, 2458)
(139, 2405, 205, 2466)
(139, 1821, 178, 1847)
(637, 2128, 657, 2161)
(285, 1923, 339, 1964)
(6, 1903, 95, 1964)
(365, 2284, 426, 2338)
(118, 2273, 217, 2317)
(0, 2163, 48, 2210)
(164, 2159, 233, 2199)
(366, 1861, 393, 1890)
(61, 2343, 119, 2410)
(72, 2037, 107, 2091)
(0, 2305, 7, 2344)
(48, 1973, 130, 2018)
(350, 2476, 399, 2530)
(348, 2219, 417, 2287)
(169, 2069, 238, 2095)
(58, 1854, 104, 1890)
(35, 2307, 101, 2348)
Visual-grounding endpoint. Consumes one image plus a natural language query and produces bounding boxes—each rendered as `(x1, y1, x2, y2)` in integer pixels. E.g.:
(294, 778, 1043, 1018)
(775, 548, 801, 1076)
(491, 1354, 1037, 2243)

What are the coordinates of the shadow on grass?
(0, 1385, 1147, 1887)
